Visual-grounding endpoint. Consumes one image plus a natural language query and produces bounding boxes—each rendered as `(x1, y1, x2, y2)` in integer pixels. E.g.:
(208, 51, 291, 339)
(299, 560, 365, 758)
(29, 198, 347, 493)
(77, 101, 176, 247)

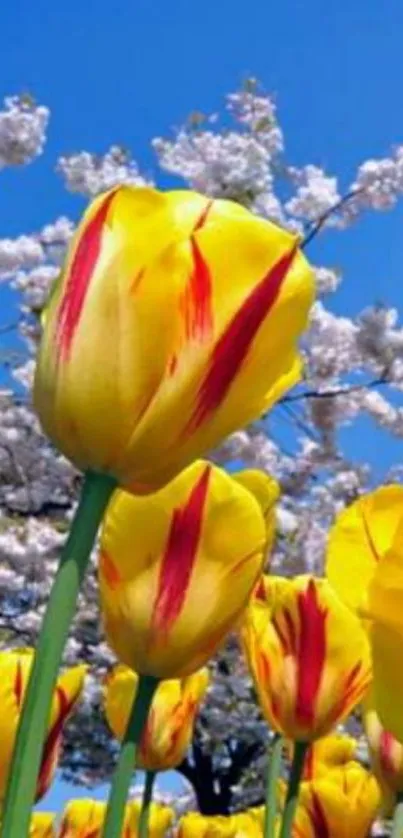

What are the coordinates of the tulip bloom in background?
(104, 666, 204, 838)
(288, 733, 357, 781)
(104, 664, 208, 770)
(177, 812, 244, 838)
(241, 575, 371, 741)
(364, 695, 403, 815)
(242, 577, 371, 838)
(0, 649, 85, 802)
(34, 185, 314, 492)
(326, 484, 403, 615)
(291, 762, 381, 838)
(99, 461, 274, 678)
(177, 811, 268, 838)
(100, 461, 276, 837)
(325, 485, 403, 837)
(29, 813, 56, 838)
(325, 486, 403, 738)
(127, 800, 174, 838)
(58, 799, 107, 836)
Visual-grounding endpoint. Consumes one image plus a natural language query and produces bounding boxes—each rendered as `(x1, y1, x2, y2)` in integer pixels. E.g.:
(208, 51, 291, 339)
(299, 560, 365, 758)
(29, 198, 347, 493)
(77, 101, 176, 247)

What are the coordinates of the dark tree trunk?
(178, 740, 265, 815)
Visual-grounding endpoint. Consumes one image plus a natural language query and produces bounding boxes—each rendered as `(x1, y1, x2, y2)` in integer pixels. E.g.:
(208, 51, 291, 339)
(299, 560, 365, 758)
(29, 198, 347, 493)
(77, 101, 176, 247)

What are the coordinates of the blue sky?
(2, 0, 403, 815)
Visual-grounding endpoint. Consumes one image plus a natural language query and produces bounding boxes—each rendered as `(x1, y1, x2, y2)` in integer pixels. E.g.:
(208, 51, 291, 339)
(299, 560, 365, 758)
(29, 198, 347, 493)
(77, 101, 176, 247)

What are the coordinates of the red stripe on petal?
(56, 190, 116, 360)
(151, 465, 211, 634)
(100, 550, 122, 590)
(14, 659, 23, 708)
(194, 200, 213, 232)
(379, 730, 396, 777)
(295, 580, 327, 727)
(258, 649, 271, 686)
(304, 744, 315, 780)
(36, 685, 78, 801)
(185, 244, 298, 434)
(181, 238, 213, 342)
(326, 662, 370, 728)
(309, 793, 330, 838)
(255, 578, 266, 601)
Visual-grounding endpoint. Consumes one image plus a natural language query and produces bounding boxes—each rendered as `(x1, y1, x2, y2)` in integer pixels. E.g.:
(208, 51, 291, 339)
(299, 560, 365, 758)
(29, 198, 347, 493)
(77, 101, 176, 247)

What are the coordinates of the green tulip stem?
(279, 741, 308, 838)
(138, 770, 157, 838)
(0, 471, 116, 838)
(102, 676, 159, 838)
(391, 792, 403, 838)
(264, 735, 284, 838)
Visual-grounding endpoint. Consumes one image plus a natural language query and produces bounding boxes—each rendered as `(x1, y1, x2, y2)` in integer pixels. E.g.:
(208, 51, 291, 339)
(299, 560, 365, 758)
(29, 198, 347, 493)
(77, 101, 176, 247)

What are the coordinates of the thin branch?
(301, 187, 364, 249)
(278, 401, 320, 442)
(281, 376, 387, 404)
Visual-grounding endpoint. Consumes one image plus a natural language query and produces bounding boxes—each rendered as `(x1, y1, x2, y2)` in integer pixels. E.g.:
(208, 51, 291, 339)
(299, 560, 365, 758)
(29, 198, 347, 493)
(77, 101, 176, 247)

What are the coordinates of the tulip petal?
(295, 579, 327, 726)
(35, 185, 314, 490)
(326, 485, 403, 614)
(100, 460, 267, 677)
(56, 189, 117, 361)
(152, 465, 211, 634)
(185, 244, 298, 434)
(242, 576, 371, 740)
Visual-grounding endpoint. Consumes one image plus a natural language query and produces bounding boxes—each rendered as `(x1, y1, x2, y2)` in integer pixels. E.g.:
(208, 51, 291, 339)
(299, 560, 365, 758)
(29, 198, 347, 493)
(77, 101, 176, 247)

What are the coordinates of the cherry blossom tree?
(1, 81, 403, 814)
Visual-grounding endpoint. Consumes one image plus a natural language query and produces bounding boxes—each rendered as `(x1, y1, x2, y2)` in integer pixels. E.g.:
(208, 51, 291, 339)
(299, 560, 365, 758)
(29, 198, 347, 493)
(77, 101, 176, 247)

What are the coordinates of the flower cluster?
(0, 95, 49, 168)
(3, 79, 403, 834)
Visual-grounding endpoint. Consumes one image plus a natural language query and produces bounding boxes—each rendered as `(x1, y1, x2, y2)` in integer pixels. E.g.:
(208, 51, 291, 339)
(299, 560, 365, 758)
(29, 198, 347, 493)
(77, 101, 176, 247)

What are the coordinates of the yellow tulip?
(58, 800, 106, 836)
(99, 460, 272, 677)
(342, 507, 403, 742)
(288, 733, 357, 780)
(34, 185, 314, 493)
(0, 649, 85, 802)
(177, 812, 267, 838)
(58, 798, 145, 836)
(325, 484, 403, 615)
(104, 664, 208, 770)
(177, 813, 240, 838)
(126, 799, 174, 838)
(291, 762, 381, 838)
(229, 812, 265, 838)
(29, 813, 56, 837)
(364, 693, 403, 814)
(241, 575, 371, 740)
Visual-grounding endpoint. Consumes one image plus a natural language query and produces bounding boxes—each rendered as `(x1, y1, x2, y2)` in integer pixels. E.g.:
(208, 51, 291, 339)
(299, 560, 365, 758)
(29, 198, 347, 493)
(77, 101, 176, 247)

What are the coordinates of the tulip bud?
(59, 800, 107, 837)
(291, 733, 357, 781)
(177, 813, 236, 838)
(292, 762, 381, 838)
(29, 813, 56, 838)
(241, 575, 371, 740)
(104, 664, 208, 770)
(99, 461, 274, 677)
(34, 186, 314, 492)
(0, 649, 85, 802)
(126, 800, 174, 838)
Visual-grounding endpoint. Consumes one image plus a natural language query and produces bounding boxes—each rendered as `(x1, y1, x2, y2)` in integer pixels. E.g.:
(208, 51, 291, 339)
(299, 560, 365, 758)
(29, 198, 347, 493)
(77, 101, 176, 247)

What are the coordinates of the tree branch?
(280, 376, 387, 404)
(301, 187, 364, 248)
